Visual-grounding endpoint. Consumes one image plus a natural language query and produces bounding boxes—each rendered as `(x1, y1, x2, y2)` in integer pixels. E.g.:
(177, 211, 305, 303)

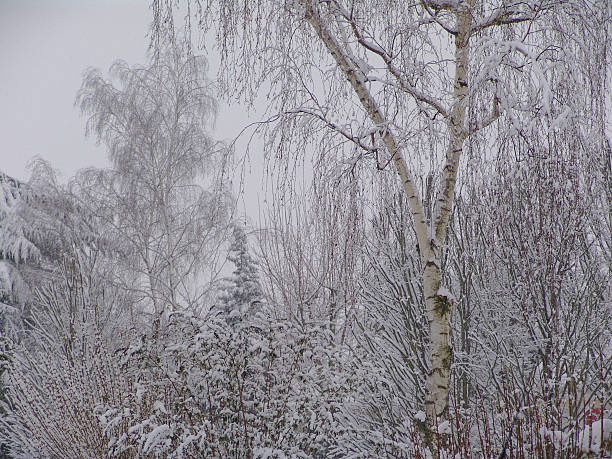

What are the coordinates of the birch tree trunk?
(422, 3, 472, 423)
(302, 0, 473, 425)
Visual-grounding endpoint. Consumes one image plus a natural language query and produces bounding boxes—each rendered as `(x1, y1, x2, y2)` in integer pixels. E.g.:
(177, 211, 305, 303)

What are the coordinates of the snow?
(436, 286, 455, 301)
(152, 400, 167, 414)
(578, 418, 612, 454)
(0, 3, 609, 459)
(253, 447, 288, 458)
(0, 261, 13, 295)
(0, 301, 16, 314)
(437, 420, 451, 435)
(135, 382, 145, 405)
(354, 57, 373, 78)
(540, 427, 567, 450)
(541, 419, 612, 454)
(142, 424, 172, 453)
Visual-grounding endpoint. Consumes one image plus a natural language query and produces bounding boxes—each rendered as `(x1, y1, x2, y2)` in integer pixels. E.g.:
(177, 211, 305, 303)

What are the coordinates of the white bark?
(423, 3, 473, 422)
(303, 0, 472, 424)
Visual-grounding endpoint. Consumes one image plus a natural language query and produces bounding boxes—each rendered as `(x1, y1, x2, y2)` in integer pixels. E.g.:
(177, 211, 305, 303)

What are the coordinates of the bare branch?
(285, 108, 377, 152)
(331, 1, 451, 119)
(303, 0, 430, 259)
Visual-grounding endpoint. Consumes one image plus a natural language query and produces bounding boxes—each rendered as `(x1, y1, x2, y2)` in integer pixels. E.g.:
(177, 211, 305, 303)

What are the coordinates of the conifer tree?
(215, 223, 262, 324)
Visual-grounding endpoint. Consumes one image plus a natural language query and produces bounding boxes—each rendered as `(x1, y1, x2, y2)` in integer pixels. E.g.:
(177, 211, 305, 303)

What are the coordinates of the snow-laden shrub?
(0, 219, 135, 458)
(2, 305, 360, 458)
(0, 330, 130, 458)
(98, 310, 352, 458)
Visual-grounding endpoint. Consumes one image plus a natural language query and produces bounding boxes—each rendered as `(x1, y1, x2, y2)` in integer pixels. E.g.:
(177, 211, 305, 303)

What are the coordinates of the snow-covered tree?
(0, 162, 135, 457)
(0, 171, 37, 331)
(214, 222, 263, 324)
(153, 0, 611, 431)
(0, 267, 130, 458)
(76, 43, 232, 322)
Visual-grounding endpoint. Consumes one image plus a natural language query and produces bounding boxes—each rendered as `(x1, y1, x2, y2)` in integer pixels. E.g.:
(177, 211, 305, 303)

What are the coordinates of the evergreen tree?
(215, 223, 262, 324)
(0, 171, 32, 459)
(0, 171, 37, 316)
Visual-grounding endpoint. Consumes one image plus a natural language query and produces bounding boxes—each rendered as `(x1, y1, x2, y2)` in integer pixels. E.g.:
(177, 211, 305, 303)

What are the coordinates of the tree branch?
(331, 0, 451, 119)
(472, 8, 533, 34)
(302, 0, 430, 260)
(420, 0, 458, 35)
(468, 90, 500, 136)
(421, 0, 461, 10)
(286, 107, 378, 152)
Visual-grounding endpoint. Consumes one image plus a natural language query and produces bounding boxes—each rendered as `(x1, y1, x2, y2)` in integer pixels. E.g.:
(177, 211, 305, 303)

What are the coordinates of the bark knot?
(433, 294, 453, 318)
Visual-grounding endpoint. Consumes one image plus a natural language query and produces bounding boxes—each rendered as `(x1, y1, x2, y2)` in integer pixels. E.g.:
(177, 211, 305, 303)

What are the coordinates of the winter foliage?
(1, 2, 612, 458)
(214, 223, 263, 324)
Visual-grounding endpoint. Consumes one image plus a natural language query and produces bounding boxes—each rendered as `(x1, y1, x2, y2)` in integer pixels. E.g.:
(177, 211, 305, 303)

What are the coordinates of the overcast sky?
(0, 0, 152, 181)
(0, 0, 256, 191)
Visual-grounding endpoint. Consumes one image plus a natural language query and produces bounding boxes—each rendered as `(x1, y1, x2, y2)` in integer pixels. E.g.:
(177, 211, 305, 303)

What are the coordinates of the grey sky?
(0, 0, 155, 182)
(0, 0, 257, 191)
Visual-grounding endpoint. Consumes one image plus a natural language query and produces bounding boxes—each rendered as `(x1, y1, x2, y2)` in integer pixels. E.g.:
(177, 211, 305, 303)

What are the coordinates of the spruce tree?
(215, 223, 262, 325)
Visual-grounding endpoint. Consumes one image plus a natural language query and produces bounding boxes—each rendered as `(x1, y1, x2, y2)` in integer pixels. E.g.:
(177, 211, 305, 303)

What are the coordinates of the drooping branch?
(302, 0, 430, 261)
(331, 1, 451, 119)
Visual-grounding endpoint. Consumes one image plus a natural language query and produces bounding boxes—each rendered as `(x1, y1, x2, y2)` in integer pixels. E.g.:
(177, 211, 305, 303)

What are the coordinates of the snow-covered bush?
(0, 328, 130, 458)
(99, 311, 351, 458)
(0, 248, 133, 458)
(1, 234, 353, 457)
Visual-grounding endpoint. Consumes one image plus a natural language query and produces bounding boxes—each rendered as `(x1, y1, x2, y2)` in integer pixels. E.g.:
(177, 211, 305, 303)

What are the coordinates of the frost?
(437, 420, 451, 435)
(414, 410, 426, 423)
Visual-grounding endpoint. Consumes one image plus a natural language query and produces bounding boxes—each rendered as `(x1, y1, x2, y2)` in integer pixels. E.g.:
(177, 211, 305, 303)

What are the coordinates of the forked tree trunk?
(302, 0, 472, 432)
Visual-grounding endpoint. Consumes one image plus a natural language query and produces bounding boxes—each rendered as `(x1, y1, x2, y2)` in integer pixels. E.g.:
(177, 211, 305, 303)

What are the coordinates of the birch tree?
(152, 0, 609, 426)
(76, 45, 231, 321)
